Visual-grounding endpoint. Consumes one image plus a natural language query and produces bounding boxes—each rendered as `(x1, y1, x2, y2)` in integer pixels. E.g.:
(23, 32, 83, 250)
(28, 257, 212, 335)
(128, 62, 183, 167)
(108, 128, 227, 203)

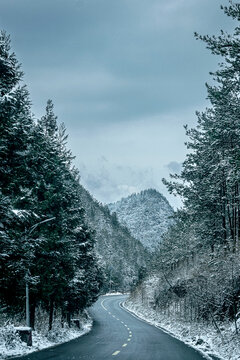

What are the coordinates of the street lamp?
(25, 217, 55, 327)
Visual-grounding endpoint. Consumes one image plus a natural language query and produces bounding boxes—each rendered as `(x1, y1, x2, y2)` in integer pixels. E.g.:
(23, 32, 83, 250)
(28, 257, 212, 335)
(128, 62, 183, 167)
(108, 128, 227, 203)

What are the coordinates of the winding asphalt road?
(12, 295, 208, 360)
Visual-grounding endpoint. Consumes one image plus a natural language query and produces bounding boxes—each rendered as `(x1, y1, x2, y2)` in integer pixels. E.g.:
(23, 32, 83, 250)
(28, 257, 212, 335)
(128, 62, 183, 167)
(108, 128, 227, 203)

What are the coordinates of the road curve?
(12, 295, 208, 360)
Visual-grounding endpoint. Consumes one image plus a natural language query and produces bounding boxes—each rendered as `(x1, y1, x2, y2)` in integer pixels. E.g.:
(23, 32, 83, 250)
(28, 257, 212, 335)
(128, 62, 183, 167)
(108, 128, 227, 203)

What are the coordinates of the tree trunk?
(67, 312, 71, 328)
(30, 299, 36, 330)
(235, 183, 239, 252)
(61, 309, 65, 328)
(48, 298, 54, 331)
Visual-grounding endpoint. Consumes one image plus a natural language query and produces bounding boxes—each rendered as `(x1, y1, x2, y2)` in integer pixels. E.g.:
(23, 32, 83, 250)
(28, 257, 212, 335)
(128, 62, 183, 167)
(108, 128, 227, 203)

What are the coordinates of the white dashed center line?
(112, 350, 120, 356)
(101, 298, 133, 357)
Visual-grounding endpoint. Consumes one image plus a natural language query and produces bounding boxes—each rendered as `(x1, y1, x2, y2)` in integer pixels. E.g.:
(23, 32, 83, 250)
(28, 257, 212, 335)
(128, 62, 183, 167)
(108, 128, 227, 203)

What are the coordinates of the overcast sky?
(0, 0, 236, 208)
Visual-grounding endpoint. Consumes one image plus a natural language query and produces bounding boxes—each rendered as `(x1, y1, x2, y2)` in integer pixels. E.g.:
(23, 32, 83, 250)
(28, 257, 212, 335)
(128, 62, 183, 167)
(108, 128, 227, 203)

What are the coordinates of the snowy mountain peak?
(108, 189, 174, 251)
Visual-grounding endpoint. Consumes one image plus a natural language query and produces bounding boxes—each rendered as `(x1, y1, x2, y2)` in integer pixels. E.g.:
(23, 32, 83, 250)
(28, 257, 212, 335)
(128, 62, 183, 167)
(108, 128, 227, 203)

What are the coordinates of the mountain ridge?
(108, 189, 174, 250)
(78, 185, 149, 291)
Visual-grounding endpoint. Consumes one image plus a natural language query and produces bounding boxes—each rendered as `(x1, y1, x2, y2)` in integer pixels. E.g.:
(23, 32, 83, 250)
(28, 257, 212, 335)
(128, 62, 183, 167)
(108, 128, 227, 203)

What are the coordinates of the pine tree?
(163, 1, 240, 253)
(158, 1, 240, 324)
(38, 99, 58, 137)
(0, 33, 103, 329)
(0, 31, 37, 312)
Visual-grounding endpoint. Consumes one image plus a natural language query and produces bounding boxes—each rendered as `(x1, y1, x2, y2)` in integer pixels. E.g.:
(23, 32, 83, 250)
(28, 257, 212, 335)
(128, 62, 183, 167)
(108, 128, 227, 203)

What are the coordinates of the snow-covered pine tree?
(164, 1, 240, 253)
(155, 0, 240, 324)
(35, 100, 102, 330)
(38, 99, 58, 138)
(0, 33, 102, 330)
(0, 31, 37, 313)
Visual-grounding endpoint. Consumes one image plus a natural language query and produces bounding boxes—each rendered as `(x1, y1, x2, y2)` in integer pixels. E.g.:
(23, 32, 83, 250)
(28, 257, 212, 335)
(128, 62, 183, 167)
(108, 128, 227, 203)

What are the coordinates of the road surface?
(12, 295, 209, 360)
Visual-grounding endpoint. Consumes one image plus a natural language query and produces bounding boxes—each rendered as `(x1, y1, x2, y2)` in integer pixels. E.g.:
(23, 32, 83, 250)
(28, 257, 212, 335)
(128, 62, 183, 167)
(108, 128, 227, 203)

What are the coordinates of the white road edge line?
(118, 301, 213, 360)
(100, 299, 108, 311)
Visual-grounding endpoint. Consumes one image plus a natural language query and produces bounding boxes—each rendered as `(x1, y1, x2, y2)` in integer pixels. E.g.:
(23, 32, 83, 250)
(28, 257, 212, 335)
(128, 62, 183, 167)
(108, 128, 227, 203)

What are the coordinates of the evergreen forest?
(130, 1, 240, 340)
(0, 31, 103, 330)
(1, 1, 240, 358)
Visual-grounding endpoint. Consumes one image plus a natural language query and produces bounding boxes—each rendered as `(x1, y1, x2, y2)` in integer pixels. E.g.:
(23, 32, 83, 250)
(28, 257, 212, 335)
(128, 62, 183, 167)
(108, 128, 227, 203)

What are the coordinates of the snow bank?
(123, 299, 240, 360)
(14, 327, 31, 331)
(0, 317, 92, 359)
(103, 292, 128, 296)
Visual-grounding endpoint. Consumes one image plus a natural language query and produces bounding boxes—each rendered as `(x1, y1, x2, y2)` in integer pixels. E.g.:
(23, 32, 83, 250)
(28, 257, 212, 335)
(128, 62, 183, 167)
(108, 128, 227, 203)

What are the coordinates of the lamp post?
(25, 217, 55, 327)
(26, 273, 30, 327)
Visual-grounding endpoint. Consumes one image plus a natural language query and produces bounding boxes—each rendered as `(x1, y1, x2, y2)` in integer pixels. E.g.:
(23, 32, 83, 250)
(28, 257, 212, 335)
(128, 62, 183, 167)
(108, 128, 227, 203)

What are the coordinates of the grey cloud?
(166, 161, 182, 174)
(1, 0, 235, 129)
(78, 159, 158, 204)
(0, 0, 235, 208)
(83, 174, 103, 191)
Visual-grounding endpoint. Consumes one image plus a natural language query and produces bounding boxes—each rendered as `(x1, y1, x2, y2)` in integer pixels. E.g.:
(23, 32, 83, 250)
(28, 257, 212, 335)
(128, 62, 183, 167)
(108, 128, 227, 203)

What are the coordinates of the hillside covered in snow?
(108, 189, 174, 250)
(78, 185, 149, 291)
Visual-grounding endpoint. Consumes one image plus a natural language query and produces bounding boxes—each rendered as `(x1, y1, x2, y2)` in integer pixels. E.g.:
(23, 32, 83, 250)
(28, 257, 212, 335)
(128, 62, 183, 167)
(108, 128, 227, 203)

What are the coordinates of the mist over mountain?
(108, 189, 174, 251)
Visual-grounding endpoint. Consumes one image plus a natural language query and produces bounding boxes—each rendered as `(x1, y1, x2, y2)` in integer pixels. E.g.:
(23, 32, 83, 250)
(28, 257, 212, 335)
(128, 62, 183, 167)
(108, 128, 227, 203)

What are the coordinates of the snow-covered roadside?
(123, 299, 240, 360)
(103, 292, 128, 296)
(0, 317, 92, 359)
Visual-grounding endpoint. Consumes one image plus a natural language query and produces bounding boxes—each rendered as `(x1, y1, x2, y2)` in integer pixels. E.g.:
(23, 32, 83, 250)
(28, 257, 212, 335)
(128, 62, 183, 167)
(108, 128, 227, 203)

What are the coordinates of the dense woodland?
(77, 185, 149, 292)
(131, 1, 240, 334)
(0, 30, 149, 333)
(0, 32, 103, 330)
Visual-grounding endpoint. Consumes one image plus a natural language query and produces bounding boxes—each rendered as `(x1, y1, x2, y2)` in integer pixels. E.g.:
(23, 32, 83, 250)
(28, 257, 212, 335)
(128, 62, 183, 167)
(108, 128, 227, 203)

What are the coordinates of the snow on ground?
(103, 292, 128, 296)
(123, 298, 240, 360)
(0, 317, 92, 359)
